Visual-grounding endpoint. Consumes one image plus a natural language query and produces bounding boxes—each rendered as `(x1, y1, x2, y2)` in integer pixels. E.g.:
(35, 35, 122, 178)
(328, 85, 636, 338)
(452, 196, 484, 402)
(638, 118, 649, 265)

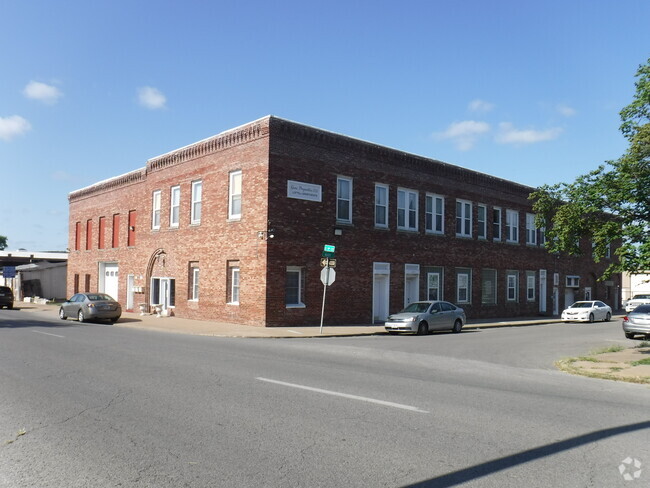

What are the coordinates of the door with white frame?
(151, 277, 176, 313)
(404, 264, 420, 308)
(372, 263, 390, 323)
(99, 262, 119, 300)
(127, 274, 135, 311)
(539, 269, 547, 314)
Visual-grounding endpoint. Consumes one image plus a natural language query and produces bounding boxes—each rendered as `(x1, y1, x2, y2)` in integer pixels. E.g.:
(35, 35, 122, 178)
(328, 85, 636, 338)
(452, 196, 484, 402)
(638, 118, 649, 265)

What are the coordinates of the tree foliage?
(0, 235, 7, 250)
(530, 57, 650, 277)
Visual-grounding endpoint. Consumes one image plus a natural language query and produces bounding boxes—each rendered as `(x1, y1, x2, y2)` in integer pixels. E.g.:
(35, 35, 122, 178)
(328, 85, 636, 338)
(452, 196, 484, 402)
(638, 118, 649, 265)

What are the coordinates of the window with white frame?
(425, 194, 444, 234)
(456, 268, 471, 304)
(478, 204, 487, 239)
(285, 266, 305, 307)
(229, 170, 242, 220)
(191, 180, 202, 225)
(189, 263, 199, 301)
(505, 209, 519, 243)
(229, 266, 240, 304)
(493, 207, 502, 241)
(506, 271, 518, 301)
(481, 269, 497, 304)
(456, 200, 472, 237)
(539, 226, 547, 247)
(526, 213, 537, 245)
(152, 190, 161, 230)
(336, 176, 352, 223)
(170, 186, 180, 228)
(397, 188, 418, 231)
(526, 271, 536, 301)
(374, 184, 388, 228)
(427, 272, 441, 300)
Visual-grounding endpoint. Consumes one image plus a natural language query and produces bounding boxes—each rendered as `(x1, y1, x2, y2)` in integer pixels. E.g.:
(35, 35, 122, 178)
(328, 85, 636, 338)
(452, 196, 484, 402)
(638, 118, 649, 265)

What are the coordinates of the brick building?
(67, 116, 621, 326)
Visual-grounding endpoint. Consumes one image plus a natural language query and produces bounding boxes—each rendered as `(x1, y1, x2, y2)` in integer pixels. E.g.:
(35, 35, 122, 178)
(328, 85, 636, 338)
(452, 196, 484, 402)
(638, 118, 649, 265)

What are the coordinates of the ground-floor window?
(285, 266, 305, 308)
(227, 262, 240, 305)
(189, 262, 199, 301)
(526, 271, 536, 301)
(427, 271, 441, 300)
(151, 277, 175, 308)
(506, 271, 518, 302)
(456, 268, 471, 304)
(481, 269, 497, 304)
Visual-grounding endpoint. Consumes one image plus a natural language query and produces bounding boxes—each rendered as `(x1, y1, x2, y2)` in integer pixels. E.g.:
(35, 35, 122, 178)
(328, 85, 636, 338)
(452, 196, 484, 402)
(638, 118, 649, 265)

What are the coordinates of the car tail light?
(623, 316, 628, 321)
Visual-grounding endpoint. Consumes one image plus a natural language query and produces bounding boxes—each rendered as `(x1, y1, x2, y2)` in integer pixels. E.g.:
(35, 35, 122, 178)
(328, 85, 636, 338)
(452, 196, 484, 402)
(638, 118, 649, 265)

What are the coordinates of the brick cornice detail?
(68, 168, 146, 202)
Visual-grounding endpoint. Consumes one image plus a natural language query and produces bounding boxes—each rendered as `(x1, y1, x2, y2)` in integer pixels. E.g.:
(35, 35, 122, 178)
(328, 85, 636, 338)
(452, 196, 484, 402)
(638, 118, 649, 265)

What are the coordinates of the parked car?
(624, 294, 650, 313)
(561, 300, 612, 323)
(59, 293, 121, 323)
(385, 300, 466, 335)
(622, 304, 650, 340)
(0, 286, 14, 309)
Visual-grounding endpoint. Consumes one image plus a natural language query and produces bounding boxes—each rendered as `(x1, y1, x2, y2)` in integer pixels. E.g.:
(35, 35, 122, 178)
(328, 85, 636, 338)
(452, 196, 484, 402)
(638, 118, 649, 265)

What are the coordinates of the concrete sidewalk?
(14, 301, 576, 338)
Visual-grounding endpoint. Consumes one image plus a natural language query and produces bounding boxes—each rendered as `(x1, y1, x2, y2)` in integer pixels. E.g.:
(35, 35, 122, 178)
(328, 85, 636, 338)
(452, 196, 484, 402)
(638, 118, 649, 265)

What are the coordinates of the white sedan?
(561, 301, 612, 323)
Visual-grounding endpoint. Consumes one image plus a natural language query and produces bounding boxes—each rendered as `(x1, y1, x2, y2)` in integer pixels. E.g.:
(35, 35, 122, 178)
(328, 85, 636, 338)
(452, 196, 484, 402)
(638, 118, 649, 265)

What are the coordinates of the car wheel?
(78, 309, 85, 323)
(110, 317, 120, 323)
(452, 320, 462, 333)
(625, 332, 635, 339)
(7, 303, 13, 310)
(417, 321, 428, 335)
(59, 308, 67, 320)
(604, 312, 611, 322)
(588, 313, 594, 323)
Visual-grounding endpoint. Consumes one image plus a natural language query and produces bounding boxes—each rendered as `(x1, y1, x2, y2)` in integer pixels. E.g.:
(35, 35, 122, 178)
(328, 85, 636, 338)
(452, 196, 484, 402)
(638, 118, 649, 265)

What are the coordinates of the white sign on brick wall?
(287, 180, 322, 202)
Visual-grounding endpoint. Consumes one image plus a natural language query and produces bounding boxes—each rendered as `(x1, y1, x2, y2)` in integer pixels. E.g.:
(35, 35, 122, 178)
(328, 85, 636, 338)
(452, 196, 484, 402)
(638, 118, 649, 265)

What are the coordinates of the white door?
(404, 264, 420, 308)
(127, 274, 134, 311)
(565, 289, 575, 310)
(552, 287, 559, 315)
(372, 263, 390, 323)
(539, 269, 547, 313)
(102, 264, 119, 300)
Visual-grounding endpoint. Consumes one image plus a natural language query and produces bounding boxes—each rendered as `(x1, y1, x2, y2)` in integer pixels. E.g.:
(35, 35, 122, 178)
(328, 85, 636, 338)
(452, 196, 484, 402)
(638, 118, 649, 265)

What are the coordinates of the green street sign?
(322, 244, 336, 258)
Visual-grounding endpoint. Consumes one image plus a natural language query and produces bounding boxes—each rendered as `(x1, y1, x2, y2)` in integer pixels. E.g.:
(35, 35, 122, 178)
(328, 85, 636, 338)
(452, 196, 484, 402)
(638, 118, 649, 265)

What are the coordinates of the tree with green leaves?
(0, 235, 7, 251)
(530, 57, 650, 278)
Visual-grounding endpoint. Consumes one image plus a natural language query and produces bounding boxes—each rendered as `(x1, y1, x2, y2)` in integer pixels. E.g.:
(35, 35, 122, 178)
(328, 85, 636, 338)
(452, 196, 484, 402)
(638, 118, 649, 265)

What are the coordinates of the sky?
(1, 0, 649, 251)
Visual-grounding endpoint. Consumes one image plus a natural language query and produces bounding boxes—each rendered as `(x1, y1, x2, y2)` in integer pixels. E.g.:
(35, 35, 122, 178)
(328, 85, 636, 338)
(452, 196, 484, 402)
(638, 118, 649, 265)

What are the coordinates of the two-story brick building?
(67, 116, 620, 326)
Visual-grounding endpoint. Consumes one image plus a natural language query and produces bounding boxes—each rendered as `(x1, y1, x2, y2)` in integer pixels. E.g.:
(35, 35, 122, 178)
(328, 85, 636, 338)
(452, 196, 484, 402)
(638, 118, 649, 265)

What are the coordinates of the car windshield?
(570, 302, 593, 308)
(632, 305, 650, 313)
(87, 294, 115, 301)
(632, 295, 650, 300)
(401, 302, 431, 313)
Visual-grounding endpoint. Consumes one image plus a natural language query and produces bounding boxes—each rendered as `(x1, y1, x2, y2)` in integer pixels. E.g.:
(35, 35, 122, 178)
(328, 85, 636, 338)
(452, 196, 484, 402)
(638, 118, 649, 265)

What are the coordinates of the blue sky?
(1, 0, 649, 251)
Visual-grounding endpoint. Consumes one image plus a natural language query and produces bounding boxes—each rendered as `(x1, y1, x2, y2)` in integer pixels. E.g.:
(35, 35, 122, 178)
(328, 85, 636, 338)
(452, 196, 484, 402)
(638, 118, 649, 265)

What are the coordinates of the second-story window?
(191, 180, 202, 225)
(374, 184, 388, 228)
(493, 207, 502, 241)
(456, 199, 472, 237)
(425, 194, 444, 234)
(170, 186, 180, 228)
(229, 170, 242, 220)
(397, 188, 418, 231)
(526, 213, 537, 245)
(506, 209, 519, 243)
(337, 176, 352, 223)
(152, 190, 161, 230)
(478, 204, 487, 239)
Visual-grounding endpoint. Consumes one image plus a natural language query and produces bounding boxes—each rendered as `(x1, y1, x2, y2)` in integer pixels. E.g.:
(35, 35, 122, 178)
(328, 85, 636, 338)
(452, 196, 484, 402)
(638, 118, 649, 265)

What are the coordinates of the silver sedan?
(59, 293, 122, 323)
(385, 300, 466, 335)
(623, 304, 650, 340)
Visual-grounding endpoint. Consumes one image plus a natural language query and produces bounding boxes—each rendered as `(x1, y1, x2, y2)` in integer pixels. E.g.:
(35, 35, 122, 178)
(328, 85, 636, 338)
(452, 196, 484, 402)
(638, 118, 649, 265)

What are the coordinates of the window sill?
(227, 301, 240, 306)
(286, 303, 306, 309)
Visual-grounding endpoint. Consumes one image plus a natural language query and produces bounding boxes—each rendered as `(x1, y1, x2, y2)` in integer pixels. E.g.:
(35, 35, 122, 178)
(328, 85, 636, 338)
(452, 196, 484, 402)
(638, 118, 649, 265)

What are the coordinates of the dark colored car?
(0, 286, 14, 309)
(59, 293, 121, 323)
(622, 304, 650, 340)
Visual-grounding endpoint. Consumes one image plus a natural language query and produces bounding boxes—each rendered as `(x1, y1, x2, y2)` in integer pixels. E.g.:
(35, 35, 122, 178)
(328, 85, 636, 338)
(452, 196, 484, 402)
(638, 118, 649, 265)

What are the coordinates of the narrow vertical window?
(426, 194, 444, 234)
(478, 205, 487, 239)
(75, 222, 81, 251)
(493, 207, 502, 241)
(526, 213, 537, 245)
(230, 267, 240, 304)
(191, 180, 202, 225)
(98, 216, 106, 249)
(456, 199, 472, 237)
(397, 189, 418, 231)
(229, 171, 242, 220)
(427, 272, 441, 300)
(285, 266, 305, 307)
(127, 210, 136, 247)
(170, 186, 180, 227)
(507, 271, 518, 301)
(506, 209, 519, 243)
(526, 271, 536, 301)
(481, 269, 497, 305)
(73, 274, 80, 294)
(189, 263, 199, 301)
(336, 177, 352, 223)
(456, 269, 471, 304)
(84, 274, 91, 293)
(86, 219, 92, 250)
(152, 190, 161, 230)
(112, 214, 120, 248)
(374, 184, 388, 228)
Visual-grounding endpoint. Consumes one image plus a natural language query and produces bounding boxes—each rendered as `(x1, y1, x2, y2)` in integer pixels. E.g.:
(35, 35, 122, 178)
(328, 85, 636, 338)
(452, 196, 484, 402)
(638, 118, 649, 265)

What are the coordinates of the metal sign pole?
(319, 265, 330, 334)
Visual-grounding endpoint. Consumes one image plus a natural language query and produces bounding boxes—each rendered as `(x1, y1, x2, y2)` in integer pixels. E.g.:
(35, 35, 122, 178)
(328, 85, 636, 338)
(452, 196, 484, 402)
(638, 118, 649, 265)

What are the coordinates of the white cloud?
(0, 115, 32, 141)
(495, 122, 562, 145)
(138, 86, 167, 110)
(23, 81, 63, 104)
(434, 120, 490, 151)
(468, 99, 495, 113)
(556, 104, 576, 117)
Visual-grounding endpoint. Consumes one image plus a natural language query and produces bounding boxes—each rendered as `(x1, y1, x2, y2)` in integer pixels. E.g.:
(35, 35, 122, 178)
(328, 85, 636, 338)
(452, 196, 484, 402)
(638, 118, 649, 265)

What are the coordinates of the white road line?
(256, 377, 429, 413)
(32, 330, 65, 338)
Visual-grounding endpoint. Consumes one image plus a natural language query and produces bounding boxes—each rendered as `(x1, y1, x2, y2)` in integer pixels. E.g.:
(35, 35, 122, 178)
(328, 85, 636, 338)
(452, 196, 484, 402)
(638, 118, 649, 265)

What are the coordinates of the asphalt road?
(1, 310, 648, 487)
